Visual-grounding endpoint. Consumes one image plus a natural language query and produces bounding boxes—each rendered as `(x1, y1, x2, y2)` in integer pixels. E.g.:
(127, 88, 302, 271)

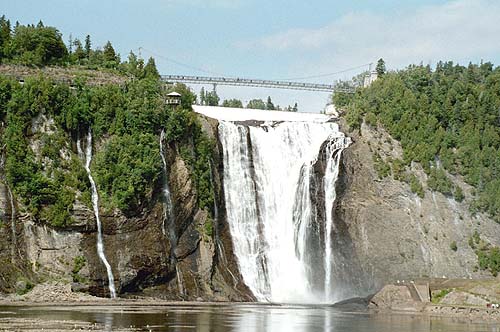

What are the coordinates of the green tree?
(199, 87, 206, 105)
(84, 34, 91, 58)
(71, 38, 86, 63)
(222, 98, 243, 108)
(143, 57, 160, 79)
(266, 96, 275, 110)
(376, 58, 386, 76)
(0, 15, 11, 62)
(103, 41, 119, 67)
(9, 24, 68, 66)
(205, 89, 219, 106)
(247, 99, 266, 109)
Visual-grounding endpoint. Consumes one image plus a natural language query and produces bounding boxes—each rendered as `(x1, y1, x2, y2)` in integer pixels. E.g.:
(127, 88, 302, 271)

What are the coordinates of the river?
(0, 304, 497, 331)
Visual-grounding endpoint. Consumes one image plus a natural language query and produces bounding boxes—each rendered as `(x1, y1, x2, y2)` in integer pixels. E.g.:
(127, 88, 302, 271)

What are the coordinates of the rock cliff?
(1, 107, 499, 302)
(332, 120, 500, 295)
(0, 113, 252, 301)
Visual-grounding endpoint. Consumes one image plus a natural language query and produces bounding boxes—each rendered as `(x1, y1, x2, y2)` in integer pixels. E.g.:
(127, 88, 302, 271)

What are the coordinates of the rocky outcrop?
(334, 120, 500, 293)
(369, 284, 425, 311)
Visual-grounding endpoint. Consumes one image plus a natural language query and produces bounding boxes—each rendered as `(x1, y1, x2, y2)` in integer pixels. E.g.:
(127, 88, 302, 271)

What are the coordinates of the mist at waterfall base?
(195, 106, 354, 304)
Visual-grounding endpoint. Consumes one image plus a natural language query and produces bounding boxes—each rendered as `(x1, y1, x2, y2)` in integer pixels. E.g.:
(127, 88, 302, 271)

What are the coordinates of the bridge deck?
(161, 75, 353, 93)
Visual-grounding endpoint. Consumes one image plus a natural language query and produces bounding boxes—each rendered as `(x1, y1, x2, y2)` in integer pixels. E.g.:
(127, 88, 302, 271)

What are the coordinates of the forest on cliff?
(0, 16, 215, 228)
(334, 62, 500, 222)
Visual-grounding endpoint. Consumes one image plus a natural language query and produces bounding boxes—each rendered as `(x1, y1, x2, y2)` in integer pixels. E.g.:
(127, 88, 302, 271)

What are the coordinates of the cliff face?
(332, 120, 500, 293)
(2, 107, 498, 302)
(0, 113, 252, 301)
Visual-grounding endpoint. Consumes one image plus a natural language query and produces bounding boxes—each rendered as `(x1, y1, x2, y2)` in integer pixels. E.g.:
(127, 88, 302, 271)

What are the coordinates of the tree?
(292, 102, 298, 112)
(199, 87, 206, 105)
(84, 34, 91, 58)
(143, 57, 160, 79)
(9, 24, 68, 66)
(266, 96, 275, 110)
(0, 16, 11, 61)
(376, 58, 386, 76)
(205, 90, 219, 106)
(71, 38, 86, 62)
(247, 99, 266, 109)
(222, 99, 243, 108)
(103, 41, 119, 66)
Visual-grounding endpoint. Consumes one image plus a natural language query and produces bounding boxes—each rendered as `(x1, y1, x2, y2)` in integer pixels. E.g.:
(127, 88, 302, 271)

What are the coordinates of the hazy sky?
(3, 0, 499, 112)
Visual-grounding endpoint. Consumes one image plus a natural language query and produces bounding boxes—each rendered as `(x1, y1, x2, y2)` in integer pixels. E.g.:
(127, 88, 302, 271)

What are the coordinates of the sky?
(2, 0, 500, 112)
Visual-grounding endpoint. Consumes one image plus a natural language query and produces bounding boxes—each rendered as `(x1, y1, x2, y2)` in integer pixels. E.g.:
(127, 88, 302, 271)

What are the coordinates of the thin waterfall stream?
(7, 185, 16, 264)
(78, 129, 116, 298)
(159, 130, 184, 296)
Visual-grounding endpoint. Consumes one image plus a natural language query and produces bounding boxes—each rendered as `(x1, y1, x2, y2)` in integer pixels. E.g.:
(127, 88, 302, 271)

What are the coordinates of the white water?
(78, 129, 116, 298)
(159, 130, 174, 236)
(218, 114, 350, 303)
(7, 185, 16, 263)
(323, 139, 347, 302)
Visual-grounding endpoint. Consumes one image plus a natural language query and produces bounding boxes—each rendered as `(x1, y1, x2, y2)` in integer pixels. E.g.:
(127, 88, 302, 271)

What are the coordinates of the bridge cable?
(137, 47, 225, 76)
(277, 63, 372, 81)
(139, 47, 370, 83)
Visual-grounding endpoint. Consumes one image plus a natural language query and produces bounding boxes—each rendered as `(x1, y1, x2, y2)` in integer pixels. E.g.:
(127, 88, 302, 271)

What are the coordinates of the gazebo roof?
(167, 92, 181, 97)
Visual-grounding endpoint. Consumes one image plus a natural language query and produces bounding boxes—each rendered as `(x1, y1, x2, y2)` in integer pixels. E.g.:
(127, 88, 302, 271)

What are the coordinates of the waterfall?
(219, 119, 350, 303)
(7, 185, 16, 264)
(323, 139, 348, 302)
(78, 129, 116, 298)
(159, 130, 174, 237)
(159, 130, 183, 295)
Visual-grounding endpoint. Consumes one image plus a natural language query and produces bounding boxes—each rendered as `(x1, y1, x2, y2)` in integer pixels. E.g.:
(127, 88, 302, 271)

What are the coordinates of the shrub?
(450, 241, 458, 252)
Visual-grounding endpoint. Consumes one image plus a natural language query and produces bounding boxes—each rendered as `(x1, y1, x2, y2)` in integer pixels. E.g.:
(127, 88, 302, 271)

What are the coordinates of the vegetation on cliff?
(335, 61, 500, 222)
(0, 16, 215, 225)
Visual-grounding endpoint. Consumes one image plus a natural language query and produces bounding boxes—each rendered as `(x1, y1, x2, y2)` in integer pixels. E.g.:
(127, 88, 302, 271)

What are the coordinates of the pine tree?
(376, 58, 386, 76)
(103, 41, 117, 62)
(144, 57, 160, 79)
(84, 34, 91, 58)
(0, 16, 11, 61)
(72, 39, 85, 62)
(266, 96, 275, 110)
(200, 87, 206, 105)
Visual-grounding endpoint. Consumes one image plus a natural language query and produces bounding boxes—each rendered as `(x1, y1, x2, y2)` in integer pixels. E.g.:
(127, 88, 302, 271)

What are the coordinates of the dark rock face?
(308, 140, 371, 299)
(0, 114, 253, 301)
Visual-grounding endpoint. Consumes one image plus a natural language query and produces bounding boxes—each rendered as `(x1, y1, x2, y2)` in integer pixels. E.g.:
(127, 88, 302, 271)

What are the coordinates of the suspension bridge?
(161, 75, 356, 93)
(138, 47, 369, 94)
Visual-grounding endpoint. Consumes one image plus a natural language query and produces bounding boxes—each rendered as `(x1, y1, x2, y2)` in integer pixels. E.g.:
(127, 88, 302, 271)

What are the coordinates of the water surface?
(0, 304, 498, 331)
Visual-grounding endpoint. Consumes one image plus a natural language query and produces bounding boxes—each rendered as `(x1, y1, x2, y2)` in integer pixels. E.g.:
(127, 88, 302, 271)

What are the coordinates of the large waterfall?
(78, 129, 117, 298)
(204, 106, 350, 303)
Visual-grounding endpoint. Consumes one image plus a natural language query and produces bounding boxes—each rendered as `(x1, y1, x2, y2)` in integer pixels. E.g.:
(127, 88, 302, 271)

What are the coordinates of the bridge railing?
(161, 75, 354, 93)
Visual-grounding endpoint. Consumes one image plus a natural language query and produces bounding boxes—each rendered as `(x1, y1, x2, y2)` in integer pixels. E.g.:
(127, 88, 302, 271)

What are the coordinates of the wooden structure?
(166, 92, 181, 105)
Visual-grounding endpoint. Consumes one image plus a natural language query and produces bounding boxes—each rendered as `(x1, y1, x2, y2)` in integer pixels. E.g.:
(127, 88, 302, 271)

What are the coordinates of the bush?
(93, 133, 161, 215)
(450, 241, 458, 252)
(373, 153, 390, 179)
(431, 289, 451, 303)
(409, 174, 425, 198)
(427, 168, 453, 196)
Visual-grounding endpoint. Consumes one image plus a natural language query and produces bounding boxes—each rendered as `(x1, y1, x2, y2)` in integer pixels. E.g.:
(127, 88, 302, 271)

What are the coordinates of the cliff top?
(193, 105, 334, 123)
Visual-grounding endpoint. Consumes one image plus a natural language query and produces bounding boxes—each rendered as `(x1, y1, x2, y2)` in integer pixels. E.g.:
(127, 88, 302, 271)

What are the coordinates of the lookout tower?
(166, 92, 181, 106)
